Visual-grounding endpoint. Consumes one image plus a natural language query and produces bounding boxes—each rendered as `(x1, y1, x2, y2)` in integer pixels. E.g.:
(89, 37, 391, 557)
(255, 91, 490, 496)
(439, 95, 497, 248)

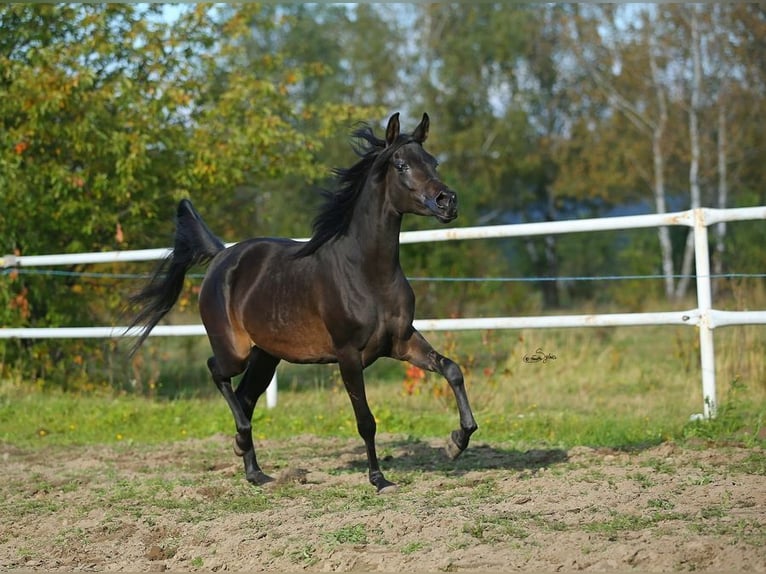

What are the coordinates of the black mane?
(294, 124, 407, 258)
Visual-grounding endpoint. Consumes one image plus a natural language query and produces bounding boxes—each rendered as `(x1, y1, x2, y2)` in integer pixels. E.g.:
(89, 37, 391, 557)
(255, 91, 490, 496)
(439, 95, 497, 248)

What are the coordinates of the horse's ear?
(412, 113, 430, 144)
(385, 112, 400, 146)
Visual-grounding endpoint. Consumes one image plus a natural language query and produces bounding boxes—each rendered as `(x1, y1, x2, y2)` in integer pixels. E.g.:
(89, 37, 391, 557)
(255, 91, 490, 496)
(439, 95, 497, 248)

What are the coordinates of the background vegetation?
(1, 323, 763, 451)
(0, 4, 764, 434)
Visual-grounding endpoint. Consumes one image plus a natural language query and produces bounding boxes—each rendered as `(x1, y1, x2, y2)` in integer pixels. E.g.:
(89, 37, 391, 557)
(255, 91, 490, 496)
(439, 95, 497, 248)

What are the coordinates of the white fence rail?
(3, 206, 766, 417)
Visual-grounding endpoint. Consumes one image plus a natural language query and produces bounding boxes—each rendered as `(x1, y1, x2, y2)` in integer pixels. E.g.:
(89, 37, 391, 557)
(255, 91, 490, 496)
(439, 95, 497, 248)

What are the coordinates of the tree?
(209, 3, 397, 238)
(567, 5, 684, 300)
(0, 4, 377, 388)
(408, 4, 558, 311)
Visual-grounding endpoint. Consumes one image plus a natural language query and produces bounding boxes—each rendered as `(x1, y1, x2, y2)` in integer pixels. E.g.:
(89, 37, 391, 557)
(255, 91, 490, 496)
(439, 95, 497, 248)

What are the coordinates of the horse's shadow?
(335, 438, 569, 478)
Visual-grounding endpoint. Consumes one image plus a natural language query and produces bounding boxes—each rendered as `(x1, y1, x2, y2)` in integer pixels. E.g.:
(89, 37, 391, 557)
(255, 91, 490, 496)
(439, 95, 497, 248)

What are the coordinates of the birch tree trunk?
(648, 28, 675, 300)
(711, 4, 732, 298)
(571, 6, 677, 300)
(713, 97, 728, 297)
(675, 6, 703, 301)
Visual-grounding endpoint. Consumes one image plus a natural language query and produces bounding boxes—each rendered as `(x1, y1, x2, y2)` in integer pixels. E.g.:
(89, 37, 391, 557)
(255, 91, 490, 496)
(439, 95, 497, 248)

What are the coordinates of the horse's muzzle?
(426, 189, 458, 223)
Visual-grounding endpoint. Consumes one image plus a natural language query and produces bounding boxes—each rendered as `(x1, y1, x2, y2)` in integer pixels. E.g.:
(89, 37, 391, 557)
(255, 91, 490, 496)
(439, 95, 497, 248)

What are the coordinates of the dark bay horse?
(128, 113, 478, 493)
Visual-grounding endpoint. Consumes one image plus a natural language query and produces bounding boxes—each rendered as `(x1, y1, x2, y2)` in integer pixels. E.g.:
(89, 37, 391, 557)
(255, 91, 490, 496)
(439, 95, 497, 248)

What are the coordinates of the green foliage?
(0, 4, 380, 388)
(682, 378, 764, 448)
(324, 523, 369, 546)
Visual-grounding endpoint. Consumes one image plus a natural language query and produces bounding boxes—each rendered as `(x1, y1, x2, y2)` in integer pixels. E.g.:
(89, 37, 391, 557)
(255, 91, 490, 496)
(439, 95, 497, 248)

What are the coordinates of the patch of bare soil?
(1, 434, 764, 572)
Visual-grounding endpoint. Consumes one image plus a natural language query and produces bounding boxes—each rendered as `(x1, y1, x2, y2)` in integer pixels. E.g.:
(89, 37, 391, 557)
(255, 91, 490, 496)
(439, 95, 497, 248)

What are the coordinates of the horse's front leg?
(336, 349, 397, 494)
(395, 330, 478, 459)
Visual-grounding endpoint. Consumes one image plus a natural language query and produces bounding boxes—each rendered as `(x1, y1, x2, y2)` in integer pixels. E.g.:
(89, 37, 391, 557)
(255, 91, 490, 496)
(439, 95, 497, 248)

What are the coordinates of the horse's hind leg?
(207, 349, 274, 486)
(394, 330, 478, 459)
(233, 347, 279, 480)
(235, 347, 280, 420)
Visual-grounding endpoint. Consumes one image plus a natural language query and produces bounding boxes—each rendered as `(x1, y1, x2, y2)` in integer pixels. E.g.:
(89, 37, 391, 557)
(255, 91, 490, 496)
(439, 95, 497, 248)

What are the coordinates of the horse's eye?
(393, 159, 408, 172)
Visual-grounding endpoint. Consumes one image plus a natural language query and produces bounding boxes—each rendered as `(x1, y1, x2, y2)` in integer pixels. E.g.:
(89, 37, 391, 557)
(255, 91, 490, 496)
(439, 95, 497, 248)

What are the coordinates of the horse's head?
(384, 113, 457, 224)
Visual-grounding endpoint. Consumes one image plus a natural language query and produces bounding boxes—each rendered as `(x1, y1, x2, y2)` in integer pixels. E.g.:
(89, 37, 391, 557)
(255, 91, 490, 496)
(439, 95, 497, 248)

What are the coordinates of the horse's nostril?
(436, 191, 455, 209)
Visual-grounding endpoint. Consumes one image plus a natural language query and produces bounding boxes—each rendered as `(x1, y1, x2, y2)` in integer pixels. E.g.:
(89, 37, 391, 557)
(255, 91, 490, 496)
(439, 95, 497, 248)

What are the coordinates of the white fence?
(3, 206, 766, 418)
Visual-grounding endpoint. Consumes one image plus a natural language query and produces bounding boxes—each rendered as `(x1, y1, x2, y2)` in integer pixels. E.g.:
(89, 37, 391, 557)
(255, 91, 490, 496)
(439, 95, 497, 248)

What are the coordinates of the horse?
(127, 112, 478, 493)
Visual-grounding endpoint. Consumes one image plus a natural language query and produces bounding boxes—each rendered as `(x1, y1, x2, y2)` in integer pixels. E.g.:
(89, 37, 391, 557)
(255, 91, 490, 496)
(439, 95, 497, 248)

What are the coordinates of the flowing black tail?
(127, 199, 225, 356)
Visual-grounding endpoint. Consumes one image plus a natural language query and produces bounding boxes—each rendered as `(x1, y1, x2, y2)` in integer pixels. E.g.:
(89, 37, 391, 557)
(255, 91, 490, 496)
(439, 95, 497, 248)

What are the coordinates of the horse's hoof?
(371, 471, 397, 494)
(246, 471, 274, 486)
(445, 431, 465, 460)
(233, 443, 246, 457)
(376, 482, 398, 495)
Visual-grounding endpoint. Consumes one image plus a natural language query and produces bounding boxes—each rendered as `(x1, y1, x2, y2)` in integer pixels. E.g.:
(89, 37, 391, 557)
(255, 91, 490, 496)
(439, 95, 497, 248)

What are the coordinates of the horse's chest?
(364, 296, 414, 349)
(360, 320, 399, 366)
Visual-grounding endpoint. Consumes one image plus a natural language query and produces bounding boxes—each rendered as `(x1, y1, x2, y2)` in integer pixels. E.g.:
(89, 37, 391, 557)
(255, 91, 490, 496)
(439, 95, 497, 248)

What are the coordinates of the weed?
(222, 494, 273, 514)
(681, 378, 765, 447)
(325, 523, 368, 546)
(401, 541, 426, 554)
(308, 485, 388, 514)
(629, 471, 656, 488)
(540, 517, 569, 532)
(647, 498, 675, 510)
(54, 526, 88, 547)
(17, 547, 35, 559)
(471, 478, 498, 498)
(687, 473, 715, 486)
(4, 496, 61, 517)
(687, 518, 764, 545)
(497, 520, 531, 540)
(289, 544, 318, 565)
(584, 511, 656, 535)
(577, 469, 607, 483)
(462, 522, 485, 540)
(644, 458, 677, 475)
(730, 452, 766, 475)
(699, 505, 727, 519)
(462, 513, 531, 542)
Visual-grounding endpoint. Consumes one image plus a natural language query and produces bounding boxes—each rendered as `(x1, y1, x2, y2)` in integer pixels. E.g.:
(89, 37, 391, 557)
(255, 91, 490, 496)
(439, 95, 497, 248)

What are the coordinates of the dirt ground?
(1, 433, 764, 572)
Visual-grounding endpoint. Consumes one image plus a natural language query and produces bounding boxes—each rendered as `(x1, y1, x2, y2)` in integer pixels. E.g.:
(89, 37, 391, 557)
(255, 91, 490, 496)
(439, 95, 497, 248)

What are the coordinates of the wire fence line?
(2, 205, 766, 417)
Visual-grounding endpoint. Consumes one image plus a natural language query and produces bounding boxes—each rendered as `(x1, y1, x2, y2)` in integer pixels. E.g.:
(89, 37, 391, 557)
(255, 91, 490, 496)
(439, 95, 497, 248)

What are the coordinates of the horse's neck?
(352, 215, 402, 264)
(346, 188, 404, 274)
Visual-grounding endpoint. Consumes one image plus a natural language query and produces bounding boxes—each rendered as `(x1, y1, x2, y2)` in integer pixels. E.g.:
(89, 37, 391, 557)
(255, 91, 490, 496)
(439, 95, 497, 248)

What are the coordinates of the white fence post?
(265, 375, 278, 409)
(694, 209, 717, 418)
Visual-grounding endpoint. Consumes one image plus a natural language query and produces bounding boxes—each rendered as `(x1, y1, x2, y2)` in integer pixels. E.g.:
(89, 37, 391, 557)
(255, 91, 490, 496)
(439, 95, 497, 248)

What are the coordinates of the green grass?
(0, 382, 705, 450)
(0, 389, 231, 447)
(1, 324, 764, 451)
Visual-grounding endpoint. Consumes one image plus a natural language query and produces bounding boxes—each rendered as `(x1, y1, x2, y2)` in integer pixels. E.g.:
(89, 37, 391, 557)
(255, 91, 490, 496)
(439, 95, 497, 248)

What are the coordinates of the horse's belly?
(245, 312, 337, 364)
(256, 338, 337, 365)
